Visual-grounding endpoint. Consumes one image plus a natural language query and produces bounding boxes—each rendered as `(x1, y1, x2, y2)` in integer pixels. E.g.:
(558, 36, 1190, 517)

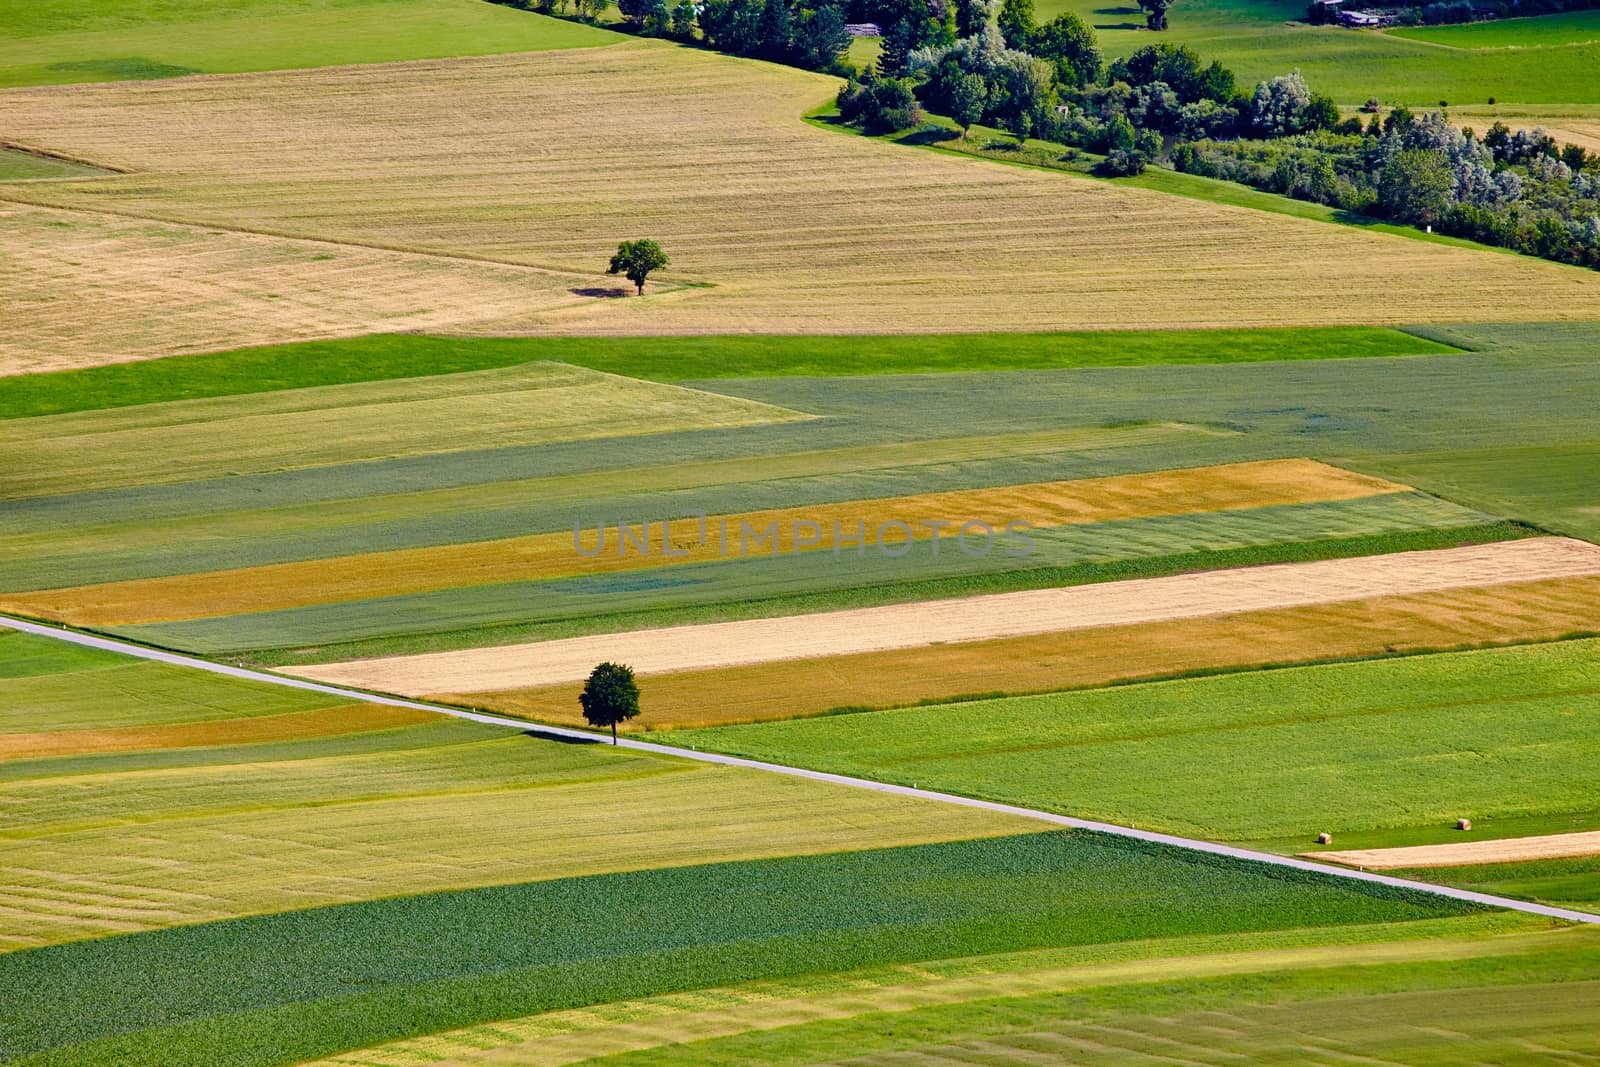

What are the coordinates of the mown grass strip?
(0, 832, 1478, 1067)
(306, 913, 1546, 1067)
(0, 328, 1456, 419)
(559, 934, 1600, 1067)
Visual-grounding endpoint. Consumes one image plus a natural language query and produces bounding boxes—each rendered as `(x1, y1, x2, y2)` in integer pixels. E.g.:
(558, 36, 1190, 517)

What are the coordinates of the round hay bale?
(1456, 818, 1473, 831)
(1316, 832, 1333, 845)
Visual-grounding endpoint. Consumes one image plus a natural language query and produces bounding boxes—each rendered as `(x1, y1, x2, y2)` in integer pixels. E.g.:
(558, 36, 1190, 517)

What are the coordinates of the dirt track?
(295, 536, 1600, 695)
(1308, 830, 1600, 870)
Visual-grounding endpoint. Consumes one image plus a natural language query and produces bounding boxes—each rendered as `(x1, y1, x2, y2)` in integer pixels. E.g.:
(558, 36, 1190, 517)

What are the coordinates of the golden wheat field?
(443, 574, 1600, 729)
(1, 459, 1403, 626)
(3, 42, 1600, 355)
(0, 203, 613, 374)
(296, 537, 1600, 695)
(1449, 107, 1600, 155)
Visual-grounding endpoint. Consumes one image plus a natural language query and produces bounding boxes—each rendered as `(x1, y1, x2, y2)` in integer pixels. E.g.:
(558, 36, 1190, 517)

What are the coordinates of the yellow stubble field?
(4, 41, 1600, 351)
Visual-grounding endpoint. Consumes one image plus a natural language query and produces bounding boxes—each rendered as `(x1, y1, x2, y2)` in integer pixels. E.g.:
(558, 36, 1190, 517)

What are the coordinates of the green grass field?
(0, 147, 109, 180)
(660, 639, 1600, 851)
(0, 0, 618, 88)
(1032, 0, 1600, 104)
(1365, 440, 1600, 545)
(1390, 9, 1600, 47)
(0, 327, 1455, 419)
(0, 830, 1483, 1066)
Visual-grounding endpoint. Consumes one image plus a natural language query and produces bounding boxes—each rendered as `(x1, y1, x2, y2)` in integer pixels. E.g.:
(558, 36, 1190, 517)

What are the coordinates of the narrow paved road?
(5, 612, 1596, 926)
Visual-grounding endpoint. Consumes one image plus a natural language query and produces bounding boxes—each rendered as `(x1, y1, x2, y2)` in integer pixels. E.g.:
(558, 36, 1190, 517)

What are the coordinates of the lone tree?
(607, 238, 670, 295)
(1136, 0, 1174, 30)
(579, 661, 640, 743)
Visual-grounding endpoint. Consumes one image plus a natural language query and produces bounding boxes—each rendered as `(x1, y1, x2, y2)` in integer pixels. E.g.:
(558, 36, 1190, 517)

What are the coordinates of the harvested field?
(1309, 832, 1600, 870)
(1, 459, 1406, 625)
(0, 362, 805, 498)
(296, 537, 1600, 695)
(0, 205, 616, 375)
(447, 574, 1600, 728)
(3, 44, 1600, 348)
(0, 703, 434, 760)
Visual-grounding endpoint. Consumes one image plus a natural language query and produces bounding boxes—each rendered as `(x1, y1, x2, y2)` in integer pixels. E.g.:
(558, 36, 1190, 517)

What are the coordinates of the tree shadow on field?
(520, 727, 603, 745)
(570, 286, 633, 298)
(1093, 8, 1146, 27)
(897, 127, 960, 146)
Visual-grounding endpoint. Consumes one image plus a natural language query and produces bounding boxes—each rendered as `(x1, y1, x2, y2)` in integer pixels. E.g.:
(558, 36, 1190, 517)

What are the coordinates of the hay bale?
(1316, 832, 1333, 845)
(1456, 818, 1473, 831)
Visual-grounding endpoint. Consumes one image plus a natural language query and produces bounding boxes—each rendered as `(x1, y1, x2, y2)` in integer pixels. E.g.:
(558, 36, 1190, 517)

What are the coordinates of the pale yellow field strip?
(0, 703, 435, 760)
(442, 574, 1600, 729)
(307, 919, 1570, 1067)
(0, 204, 618, 374)
(0, 763, 1036, 950)
(1449, 107, 1600, 155)
(0, 362, 806, 498)
(2, 42, 1598, 349)
(0, 459, 1402, 625)
(1309, 831, 1600, 870)
(296, 536, 1600, 695)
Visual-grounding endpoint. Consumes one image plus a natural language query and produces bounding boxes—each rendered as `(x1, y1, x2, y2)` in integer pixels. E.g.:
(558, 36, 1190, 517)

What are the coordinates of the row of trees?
(1174, 110, 1600, 267)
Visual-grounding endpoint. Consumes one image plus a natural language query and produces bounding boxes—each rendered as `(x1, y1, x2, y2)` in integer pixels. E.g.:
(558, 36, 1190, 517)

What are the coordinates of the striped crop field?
(447, 574, 1600, 729)
(89, 490, 1516, 655)
(0, 361, 805, 499)
(301, 918, 1597, 1067)
(0, 628, 1039, 950)
(294, 537, 1600, 696)
(0, 459, 1412, 626)
(0, 421, 1234, 595)
(5, 42, 1600, 362)
(0, 827, 1494, 1066)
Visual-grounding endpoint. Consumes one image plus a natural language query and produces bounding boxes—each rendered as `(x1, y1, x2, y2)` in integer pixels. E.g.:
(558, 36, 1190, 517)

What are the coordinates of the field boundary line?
(3, 611, 1596, 927)
(0, 197, 668, 286)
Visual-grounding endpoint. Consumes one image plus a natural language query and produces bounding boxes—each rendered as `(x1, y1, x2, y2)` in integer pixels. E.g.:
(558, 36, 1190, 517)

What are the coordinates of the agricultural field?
(5, 0, 1600, 1061)
(661, 639, 1600, 909)
(0, 0, 616, 88)
(9, 624, 1560, 1066)
(1389, 8, 1600, 47)
(5, 41, 1600, 360)
(1035, 0, 1600, 105)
